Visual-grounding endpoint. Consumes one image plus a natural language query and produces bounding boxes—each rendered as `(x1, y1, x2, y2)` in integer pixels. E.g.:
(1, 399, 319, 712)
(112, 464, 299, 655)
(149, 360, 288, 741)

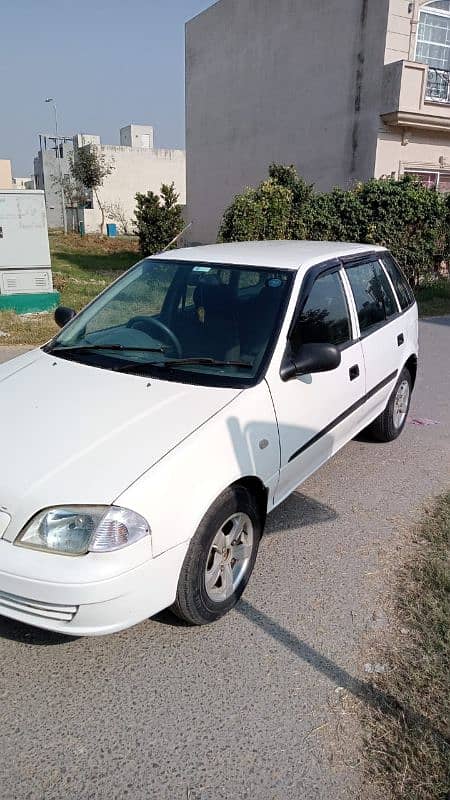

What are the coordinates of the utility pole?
(45, 98, 67, 234)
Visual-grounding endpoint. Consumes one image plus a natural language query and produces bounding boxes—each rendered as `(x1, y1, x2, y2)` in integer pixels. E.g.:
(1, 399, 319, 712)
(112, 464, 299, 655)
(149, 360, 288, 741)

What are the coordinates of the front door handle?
(349, 365, 360, 381)
(398, 333, 404, 346)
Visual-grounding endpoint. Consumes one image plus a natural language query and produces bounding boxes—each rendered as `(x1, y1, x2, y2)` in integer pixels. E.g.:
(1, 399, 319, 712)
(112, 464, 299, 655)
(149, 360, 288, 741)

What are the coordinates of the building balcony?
(381, 60, 450, 133)
(425, 67, 450, 104)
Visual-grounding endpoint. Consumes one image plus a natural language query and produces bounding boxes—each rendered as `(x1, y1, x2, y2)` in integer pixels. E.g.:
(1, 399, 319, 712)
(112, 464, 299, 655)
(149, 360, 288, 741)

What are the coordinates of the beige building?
(186, 0, 450, 243)
(0, 160, 13, 190)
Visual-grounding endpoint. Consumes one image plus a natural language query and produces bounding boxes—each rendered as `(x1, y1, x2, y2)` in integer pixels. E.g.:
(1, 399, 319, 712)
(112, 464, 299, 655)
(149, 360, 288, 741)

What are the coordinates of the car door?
(267, 263, 366, 505)
(343, 255, 405, 423)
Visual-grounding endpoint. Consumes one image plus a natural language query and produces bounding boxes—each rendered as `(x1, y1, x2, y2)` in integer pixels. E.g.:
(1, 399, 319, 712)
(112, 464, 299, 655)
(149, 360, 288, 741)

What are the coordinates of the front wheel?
(172, 486, 262, 625)
(368, 367, 412, 443)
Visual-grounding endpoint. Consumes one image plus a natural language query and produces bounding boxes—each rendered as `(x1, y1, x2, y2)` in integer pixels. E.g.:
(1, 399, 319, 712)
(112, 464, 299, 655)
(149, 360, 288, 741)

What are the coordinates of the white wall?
(186, 0, 390, 244)
(120, 125, 154, 149)
(81, 145, 186, 233)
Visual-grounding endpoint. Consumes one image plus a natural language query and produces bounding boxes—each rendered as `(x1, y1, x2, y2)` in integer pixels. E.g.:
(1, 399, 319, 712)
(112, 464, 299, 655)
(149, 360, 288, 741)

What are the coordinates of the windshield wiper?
(162, 357, 253, 369)
(48, 344, 167, 355)
(115, 357, 253, 374)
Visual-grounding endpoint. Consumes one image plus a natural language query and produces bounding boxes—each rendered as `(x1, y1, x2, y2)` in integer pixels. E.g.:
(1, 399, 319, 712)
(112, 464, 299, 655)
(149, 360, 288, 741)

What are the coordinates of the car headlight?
(15, 506, 150, 556)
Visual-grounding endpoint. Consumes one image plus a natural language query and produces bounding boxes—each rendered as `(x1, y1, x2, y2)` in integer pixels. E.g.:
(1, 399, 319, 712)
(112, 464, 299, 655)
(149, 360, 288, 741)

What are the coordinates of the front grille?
(0, 591, 78, 623)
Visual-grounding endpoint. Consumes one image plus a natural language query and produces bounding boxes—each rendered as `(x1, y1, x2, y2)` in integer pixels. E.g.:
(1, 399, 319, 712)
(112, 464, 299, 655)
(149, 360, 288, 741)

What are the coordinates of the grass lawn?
(361, 494, 449, 800)
(0, 232, 139, 346)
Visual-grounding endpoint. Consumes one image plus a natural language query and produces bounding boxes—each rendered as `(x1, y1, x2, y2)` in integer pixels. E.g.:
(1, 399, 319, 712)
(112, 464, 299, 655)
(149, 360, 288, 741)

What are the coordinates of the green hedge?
(219, 165, 450, 286)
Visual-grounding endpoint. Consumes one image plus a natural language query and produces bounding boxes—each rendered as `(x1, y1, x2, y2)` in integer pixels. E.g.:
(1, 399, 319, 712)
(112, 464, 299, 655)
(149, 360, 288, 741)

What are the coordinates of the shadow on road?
(265, 490, 337, 535)
(0, 617, 77, 646)
(236, 598, 449, 747)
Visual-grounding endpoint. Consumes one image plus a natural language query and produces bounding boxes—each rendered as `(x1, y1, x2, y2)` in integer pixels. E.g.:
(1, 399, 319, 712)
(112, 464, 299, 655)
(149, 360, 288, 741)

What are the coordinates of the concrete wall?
(81, 144, 186, 233)
(186, 0, 390, 244)
(33, 144, 73, 229)
(0, 160, 13, 190)
(385, 1, 432, 64)
(376, 125, 450, 176)
(385, 0, 414, 63)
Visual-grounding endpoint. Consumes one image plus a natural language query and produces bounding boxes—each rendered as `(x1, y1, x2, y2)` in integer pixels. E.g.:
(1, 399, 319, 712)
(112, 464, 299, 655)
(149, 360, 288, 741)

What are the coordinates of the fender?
(116, 380, 280, 556)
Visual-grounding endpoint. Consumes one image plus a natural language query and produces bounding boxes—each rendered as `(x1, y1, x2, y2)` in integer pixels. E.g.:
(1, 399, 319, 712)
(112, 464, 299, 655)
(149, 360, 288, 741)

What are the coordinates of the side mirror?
(280, 342, 341, 382)
(54, 306, 76, 329)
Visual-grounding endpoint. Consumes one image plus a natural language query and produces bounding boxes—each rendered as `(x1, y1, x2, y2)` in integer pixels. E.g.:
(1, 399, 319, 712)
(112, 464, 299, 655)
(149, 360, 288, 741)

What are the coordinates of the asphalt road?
(1, 318, 449, 800)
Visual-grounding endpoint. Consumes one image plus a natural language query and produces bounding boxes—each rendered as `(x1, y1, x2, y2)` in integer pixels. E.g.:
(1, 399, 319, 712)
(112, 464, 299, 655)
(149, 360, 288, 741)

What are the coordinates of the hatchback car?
(0, 241, 418, 635)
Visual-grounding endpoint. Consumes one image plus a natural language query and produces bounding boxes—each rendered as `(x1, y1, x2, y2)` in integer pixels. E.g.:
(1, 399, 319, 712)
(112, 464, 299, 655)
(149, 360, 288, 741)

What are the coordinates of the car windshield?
(49, 259, 294, 387)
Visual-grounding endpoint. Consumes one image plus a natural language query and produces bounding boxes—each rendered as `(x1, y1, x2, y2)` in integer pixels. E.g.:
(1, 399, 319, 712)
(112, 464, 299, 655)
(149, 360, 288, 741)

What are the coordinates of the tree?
(70, 144, 114, 235)
(134, 182, 185, 256)
(51, 174, 90, 231)
(103, 200, 132, 235)
(51, 173, 89, 209)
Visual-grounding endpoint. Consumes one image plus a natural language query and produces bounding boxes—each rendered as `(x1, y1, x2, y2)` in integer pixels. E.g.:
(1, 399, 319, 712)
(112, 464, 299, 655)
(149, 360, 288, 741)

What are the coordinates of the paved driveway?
(1, 318, 449, 800)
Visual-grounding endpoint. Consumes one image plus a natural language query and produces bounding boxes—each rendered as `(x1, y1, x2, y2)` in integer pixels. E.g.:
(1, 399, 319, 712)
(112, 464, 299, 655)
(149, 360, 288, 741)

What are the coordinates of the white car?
(0, 241, 418, 636)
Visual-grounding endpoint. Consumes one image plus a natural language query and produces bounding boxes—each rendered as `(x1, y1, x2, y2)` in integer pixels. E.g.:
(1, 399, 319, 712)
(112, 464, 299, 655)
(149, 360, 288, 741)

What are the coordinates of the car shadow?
(236, 599, 449, 747)
(0, 616, 78, 646)
(152, 490, 337, 629)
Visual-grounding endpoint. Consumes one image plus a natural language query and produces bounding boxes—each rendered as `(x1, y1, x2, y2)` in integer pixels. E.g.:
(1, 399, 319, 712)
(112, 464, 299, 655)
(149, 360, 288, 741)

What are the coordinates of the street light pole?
(45, 98, 67, 234)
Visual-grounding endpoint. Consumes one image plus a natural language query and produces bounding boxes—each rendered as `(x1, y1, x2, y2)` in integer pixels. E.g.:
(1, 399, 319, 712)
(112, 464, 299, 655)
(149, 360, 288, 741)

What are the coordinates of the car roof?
(152, 241, 386, 271)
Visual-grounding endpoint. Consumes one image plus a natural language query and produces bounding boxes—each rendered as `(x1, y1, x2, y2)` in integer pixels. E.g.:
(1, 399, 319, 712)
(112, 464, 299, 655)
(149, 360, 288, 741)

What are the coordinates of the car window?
(85, 261, 177, 334)
(381, 253, 415, 311)
(345, 260, 398, 334)
(293, 270, 351, 348)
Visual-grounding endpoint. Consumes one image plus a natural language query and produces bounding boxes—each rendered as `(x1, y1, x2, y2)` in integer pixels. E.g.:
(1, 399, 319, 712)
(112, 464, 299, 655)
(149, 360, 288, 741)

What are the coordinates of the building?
(73, 124, 185, 233)
(186, 0, 450, 243)
(13, 177, 35, 190)
(0, 160, 13, 190)
(34, 124, 186, 233)
(34, 135, 74, 229)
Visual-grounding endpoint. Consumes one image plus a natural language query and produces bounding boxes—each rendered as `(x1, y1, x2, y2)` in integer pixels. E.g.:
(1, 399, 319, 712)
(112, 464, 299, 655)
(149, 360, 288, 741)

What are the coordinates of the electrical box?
(0, 190, 59, 313)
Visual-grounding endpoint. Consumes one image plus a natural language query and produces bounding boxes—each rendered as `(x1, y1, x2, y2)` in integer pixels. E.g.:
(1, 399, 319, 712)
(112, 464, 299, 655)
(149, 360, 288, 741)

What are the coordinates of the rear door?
(267, 263, 366, 505)
(343, 255, 404, 422)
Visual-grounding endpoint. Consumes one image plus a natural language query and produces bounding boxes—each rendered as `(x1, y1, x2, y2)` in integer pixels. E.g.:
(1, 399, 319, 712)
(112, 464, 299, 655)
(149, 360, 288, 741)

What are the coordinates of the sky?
(0, 0, 216, 177)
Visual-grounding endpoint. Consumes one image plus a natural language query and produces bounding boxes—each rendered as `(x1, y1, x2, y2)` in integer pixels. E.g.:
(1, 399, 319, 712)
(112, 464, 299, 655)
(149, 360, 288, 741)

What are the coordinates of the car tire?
(171, 485, 262, 625)
(368, 367, 412, 443)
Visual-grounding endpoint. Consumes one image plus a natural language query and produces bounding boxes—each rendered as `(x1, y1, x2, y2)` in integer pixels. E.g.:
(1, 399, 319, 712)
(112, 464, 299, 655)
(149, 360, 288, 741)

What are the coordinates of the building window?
(404, 169, 450, 192)
(416, 0, 450, 100)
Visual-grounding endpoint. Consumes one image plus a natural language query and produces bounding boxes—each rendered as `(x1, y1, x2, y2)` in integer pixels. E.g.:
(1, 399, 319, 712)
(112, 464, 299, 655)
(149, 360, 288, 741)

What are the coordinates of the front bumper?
(0, 539, 189, 636)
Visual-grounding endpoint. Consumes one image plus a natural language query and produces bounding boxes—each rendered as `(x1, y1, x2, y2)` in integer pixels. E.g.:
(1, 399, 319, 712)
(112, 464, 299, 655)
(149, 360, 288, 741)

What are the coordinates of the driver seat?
(192, 283, 240, 360)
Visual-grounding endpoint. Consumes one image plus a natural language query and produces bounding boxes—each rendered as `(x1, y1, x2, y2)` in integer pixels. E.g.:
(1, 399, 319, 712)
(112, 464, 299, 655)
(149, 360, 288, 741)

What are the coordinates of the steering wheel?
(126, 316, 182, 357)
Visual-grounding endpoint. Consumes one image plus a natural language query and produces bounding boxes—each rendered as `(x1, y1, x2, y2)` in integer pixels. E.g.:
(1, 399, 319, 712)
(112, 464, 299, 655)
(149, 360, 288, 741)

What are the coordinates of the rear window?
(381, 253, 415, 311)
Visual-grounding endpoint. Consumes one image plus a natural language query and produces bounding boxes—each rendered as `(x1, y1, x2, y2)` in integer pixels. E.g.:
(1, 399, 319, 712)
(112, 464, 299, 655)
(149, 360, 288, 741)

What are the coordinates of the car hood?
(0, 350, 240, 538)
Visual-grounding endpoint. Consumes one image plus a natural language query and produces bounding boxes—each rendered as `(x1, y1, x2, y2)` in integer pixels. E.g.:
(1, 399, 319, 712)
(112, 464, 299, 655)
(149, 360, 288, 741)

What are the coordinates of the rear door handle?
(398, 333, 404, 346)
(349, 365, 360, 381)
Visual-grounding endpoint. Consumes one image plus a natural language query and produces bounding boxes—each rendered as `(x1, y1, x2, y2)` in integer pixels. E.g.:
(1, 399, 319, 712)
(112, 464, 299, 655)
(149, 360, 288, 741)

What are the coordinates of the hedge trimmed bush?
(218, 165, 450, 285)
